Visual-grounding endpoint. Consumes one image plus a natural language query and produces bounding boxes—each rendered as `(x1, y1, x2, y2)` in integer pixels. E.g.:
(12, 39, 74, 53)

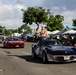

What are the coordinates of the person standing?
(40, 26, 48, 40)
(34, 28, 40, 42)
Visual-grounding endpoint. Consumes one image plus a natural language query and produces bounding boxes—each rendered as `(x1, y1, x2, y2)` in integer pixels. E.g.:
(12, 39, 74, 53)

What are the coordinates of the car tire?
(32, 49, 37, 59)
(42, 51, 48, 64)
(21, 46, 24, 48)
(3, 43, 5, 47)
(4, 45, 6, 48)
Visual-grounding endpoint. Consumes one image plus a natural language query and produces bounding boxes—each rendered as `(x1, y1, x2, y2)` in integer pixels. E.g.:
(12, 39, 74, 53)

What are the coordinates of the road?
(0, 42, 76, 75)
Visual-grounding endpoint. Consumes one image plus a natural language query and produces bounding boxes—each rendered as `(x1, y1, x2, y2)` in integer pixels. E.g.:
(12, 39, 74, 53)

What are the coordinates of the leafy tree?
(18, 27, 22, 34)
(4, 24, 32, 35)
(12, 29, 17, 33)
(4, 29, 11, 36)
(0, 25, 5, 33)
(46, 14, 64, 31)
(21, 6, 51, 29)
(72, 19, 76, 26)
(20, 24, 32, 34)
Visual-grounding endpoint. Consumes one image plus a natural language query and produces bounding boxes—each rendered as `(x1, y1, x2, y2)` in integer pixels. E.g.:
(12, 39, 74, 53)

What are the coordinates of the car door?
(4, 39, 8, 47)
(38, 41, 45, 57)
(35, 41, 41, 55)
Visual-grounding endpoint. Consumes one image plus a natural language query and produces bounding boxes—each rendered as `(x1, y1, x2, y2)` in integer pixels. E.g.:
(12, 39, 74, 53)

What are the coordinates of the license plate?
(16, 45, 19, 47)
(64, 56, 70, 60)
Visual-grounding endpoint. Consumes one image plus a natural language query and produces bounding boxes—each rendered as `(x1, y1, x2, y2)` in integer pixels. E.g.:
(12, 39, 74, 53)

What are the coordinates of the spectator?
(34, 28, 40, 42)
(34, 28, 40, 37)
(40, 26, 48, 40)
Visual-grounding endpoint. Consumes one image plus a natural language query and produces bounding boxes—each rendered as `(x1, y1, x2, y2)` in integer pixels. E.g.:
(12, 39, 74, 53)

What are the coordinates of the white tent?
(11, 33, 21, 37)
(55, 29, 67, 35)
(63, 30, 76, 34)
(51, 30, 60, 34)
(47, 31, 52, 34)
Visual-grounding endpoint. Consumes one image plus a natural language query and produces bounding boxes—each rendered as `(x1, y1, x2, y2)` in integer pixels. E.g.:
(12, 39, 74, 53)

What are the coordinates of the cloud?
(42, 0, 76, 27)
(0, 0, 76, 29)
(0, 18, 23, 29)
(43, 0, 76, 11)
(0, 1, 26, 29)
(14, 0, 44, 7)
(60, 9, 76, 27)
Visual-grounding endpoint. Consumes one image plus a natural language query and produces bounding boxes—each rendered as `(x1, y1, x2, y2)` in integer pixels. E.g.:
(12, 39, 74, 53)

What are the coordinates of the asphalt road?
(0, 42, 76, 75)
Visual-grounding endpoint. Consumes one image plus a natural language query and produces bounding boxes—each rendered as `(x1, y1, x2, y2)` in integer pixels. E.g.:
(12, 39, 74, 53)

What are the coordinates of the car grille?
(56, 57, 64, 61)
(55, 56, 76, 61)
(70, 56, 75, 60)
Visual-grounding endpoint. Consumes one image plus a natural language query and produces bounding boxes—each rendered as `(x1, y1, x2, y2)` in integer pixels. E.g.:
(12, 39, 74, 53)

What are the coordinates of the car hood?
(8, 41, 24, 43)
(46, 46, 76, 55)
(51, 46, 66, 51)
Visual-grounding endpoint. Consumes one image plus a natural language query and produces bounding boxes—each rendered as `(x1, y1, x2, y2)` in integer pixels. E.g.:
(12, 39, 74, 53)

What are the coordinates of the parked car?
(3, 37, 25, 48)
(32, 39, 76, 63)
(0, 33, 5, 43)
(20, 34, 34, 42)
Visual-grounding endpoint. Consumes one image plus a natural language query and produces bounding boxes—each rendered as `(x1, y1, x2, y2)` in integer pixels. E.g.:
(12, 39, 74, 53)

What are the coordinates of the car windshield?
(7, 38, 20, 41)
(13, 38, 20, 41)
(42, 40, 62, 46)
(0, 34, 4, 35)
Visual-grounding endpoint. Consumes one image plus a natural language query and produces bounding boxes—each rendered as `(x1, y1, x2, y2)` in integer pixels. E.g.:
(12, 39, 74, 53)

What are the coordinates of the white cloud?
(0, 18, 23, 29)
(0, 0, 76, 29)
(52, 7, 59, 10)
(14, 4, 25, 10)
(61, 10, 76, 24)
(0, 1, 26, 29)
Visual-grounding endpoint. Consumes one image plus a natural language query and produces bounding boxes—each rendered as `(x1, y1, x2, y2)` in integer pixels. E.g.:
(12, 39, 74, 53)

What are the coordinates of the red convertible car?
(3, 37, 25, 48)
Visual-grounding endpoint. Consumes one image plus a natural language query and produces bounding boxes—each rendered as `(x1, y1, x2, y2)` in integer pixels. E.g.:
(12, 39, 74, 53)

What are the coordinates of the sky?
(0, 0, 76, 29)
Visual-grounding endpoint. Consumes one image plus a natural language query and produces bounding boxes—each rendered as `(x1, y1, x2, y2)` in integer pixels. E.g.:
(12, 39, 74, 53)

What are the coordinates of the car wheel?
(4, 44, 6, 48)
(21, 46, 24, 48)
(42, 52, 48, 64)
(32, 49, 37, 59)
(3, 43, 5, 47)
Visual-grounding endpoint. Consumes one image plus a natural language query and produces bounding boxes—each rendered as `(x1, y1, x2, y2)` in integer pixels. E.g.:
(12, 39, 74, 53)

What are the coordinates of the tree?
(8, 24, 32, 34)
(4, 29, 11, 36)
(72, 19, 76, 26)
(0, 25, 5, 33)
(18, 27, 22, 34)
(20, 24, 32, 34)
(46, 14, 64, 31)
(12, 29, 18, 33)
(22, 6, 50, 29)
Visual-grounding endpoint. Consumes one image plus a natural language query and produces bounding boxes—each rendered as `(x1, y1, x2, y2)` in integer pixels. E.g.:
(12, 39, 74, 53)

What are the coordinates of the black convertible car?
(32, 39, 76, 63)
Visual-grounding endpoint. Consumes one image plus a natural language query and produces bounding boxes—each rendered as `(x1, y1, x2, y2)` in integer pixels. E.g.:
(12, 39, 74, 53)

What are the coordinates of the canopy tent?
(55, 29, 67, 35)
(50, 30, 60, 34)
(11, 33, 21, 37)
(47, 31, 52, 34)
(63, 30, 76, 34)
